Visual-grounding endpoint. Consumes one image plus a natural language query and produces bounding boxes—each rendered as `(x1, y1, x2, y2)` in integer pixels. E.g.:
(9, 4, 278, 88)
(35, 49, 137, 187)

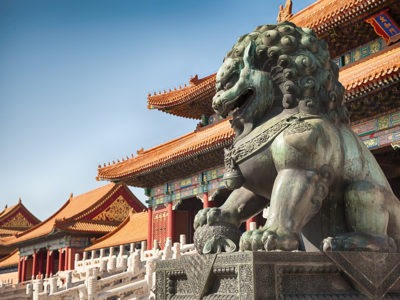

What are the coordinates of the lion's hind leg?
(322, 180, 398, 252)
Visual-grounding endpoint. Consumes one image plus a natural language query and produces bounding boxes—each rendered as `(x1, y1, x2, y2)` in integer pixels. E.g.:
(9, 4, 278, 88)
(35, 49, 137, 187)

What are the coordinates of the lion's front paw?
(239, 229, 265, 251)
(261, 229, 299, 251)
(194, 207, 236, 230)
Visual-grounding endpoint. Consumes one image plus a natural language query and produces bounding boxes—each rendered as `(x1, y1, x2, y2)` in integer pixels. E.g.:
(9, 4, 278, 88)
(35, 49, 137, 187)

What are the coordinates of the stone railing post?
(32, 279, 43, 300)
(117, 245, 125, 268)
(162, 239, 172, 260)
(75, 253, 80, 270)
(121, 255, 128, 270)
(91, 250, 96, 260)
(99, 248, 105, 258)
(173, 242, 181, 259)
(249, 221, 257, 231)
(152, 240, 159, 255)
(26, 283, 33, 296)
(87, 267, 98, 300)
(145, 260, 155, 292)
(65, 271, 72, 289)
(49, 276, 57, 294)
(108, 247, 116, 271)
(180, 234, 186, 246)
(133, 250, 140, 274)
(140, 241, 146, 260)
(100, 258, 107, 273)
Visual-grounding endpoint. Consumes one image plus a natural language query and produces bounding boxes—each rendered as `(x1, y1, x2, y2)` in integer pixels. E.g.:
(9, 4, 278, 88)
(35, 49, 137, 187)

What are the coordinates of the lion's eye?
(224, 81, 234, 90)
(223, 73, 239, 90)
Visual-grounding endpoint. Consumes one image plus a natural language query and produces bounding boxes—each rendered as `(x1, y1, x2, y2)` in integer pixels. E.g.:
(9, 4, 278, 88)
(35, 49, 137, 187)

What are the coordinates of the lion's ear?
(243, 40, 256, 68)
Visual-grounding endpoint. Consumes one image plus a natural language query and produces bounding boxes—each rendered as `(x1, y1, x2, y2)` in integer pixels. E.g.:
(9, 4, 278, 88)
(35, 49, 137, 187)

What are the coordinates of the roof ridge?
(57, 183, 120, 222)
(98, 124, 219, 172)
(147, 73, 216, 101)
(99, 118, 233, 173)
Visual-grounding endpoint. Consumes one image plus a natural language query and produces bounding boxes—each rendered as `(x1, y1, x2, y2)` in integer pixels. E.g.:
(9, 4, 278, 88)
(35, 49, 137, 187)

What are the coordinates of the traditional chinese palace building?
(97, 0, 400, 251)
(2, 183, 145, 283)
(0, 199, 40, 259)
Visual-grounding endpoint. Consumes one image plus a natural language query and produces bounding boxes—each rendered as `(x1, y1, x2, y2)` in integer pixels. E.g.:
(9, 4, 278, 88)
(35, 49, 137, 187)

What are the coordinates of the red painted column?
(17, 257, 22, 283)
(246, 217, 257, 231)
(147, 207, 153, 250)
(49, 251, 55, 275)
(203, 192, 215, 208)
(58, 249, 63, 272)
(38, 251, 44, 278)
(31, 251, 37, 279)
(21, 257, 27, 282)
(167, 202, 175, 243)
(64, 247, 69, 270)
(203, 192, 210, 208)
(69, 248, 76, 270)
(45, 250, 51, 277)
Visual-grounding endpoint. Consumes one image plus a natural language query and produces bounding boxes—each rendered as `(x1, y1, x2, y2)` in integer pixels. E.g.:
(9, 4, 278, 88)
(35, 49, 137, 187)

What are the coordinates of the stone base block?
(155, 251, 400, 300)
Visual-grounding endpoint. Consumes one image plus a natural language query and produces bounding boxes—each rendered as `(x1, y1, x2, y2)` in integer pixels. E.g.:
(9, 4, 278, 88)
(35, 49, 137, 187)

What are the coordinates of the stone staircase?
(0, 235, 197, 300)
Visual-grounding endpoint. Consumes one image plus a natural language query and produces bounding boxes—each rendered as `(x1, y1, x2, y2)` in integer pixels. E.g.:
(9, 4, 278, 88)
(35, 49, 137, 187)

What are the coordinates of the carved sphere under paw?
(194, 223, 241, 254)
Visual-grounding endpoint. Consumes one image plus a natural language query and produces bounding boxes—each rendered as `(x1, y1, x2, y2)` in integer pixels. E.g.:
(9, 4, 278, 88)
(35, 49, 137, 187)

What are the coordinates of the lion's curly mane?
(225, 21, 349, 125)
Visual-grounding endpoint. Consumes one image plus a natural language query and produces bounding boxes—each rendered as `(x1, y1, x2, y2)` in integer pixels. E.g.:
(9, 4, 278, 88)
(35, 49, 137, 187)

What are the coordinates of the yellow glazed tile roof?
(85, 211, 148, 251)
(97, 118, 234, 181)
(0, 249, 19, 268)
(7, 183, 120, 245)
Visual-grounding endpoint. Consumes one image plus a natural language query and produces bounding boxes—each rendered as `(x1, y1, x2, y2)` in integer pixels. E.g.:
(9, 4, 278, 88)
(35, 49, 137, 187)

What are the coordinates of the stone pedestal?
(155, 251, 400, 300)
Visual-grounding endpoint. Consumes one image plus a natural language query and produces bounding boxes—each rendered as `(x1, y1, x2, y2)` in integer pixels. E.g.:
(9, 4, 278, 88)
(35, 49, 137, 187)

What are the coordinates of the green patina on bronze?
(193, 21, 400, 253)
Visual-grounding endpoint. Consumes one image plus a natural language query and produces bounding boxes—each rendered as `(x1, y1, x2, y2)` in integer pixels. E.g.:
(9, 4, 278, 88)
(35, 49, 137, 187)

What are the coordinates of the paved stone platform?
(155, 251, 400, 300)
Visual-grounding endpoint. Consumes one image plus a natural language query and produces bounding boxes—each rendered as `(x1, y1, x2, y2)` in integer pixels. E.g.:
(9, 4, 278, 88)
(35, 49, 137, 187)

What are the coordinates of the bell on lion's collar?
(223, 167, 244, 190)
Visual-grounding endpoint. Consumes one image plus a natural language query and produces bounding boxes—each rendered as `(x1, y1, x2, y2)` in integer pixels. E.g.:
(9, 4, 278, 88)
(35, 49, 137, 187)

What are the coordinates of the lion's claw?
(193, 208, 212, 229)
(262, 229, 298, 251)
(240, 226, 299, 251)
(264, 233, 278, 251)
(194, 207, 237, 230)
(239, 229, 264, 251)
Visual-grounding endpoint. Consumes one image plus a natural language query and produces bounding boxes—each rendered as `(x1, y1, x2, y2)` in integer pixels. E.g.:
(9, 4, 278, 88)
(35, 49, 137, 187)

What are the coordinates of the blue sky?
(0, 0, 315, 220)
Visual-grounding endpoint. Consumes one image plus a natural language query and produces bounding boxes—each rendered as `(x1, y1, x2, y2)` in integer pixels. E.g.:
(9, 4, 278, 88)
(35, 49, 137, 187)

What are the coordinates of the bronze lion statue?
(194, 21, 400, 253)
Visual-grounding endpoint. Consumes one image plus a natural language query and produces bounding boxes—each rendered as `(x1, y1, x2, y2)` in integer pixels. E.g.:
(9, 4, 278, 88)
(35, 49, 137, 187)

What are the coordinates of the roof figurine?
(277, 0, 293, 22)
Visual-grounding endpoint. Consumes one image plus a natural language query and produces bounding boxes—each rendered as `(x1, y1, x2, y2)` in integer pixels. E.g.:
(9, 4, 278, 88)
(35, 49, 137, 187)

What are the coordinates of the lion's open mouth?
(221, 89, 254, 119)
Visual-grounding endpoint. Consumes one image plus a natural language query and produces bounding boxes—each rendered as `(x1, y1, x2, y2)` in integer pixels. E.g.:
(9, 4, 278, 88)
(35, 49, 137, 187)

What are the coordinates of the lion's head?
(212, 21, 348, 140)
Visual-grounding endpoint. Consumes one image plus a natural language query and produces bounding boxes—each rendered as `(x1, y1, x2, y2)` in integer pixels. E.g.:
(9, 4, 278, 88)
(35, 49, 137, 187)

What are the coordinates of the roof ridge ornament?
(277, 0, 293, 22)
(189, 75, 199, 85)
